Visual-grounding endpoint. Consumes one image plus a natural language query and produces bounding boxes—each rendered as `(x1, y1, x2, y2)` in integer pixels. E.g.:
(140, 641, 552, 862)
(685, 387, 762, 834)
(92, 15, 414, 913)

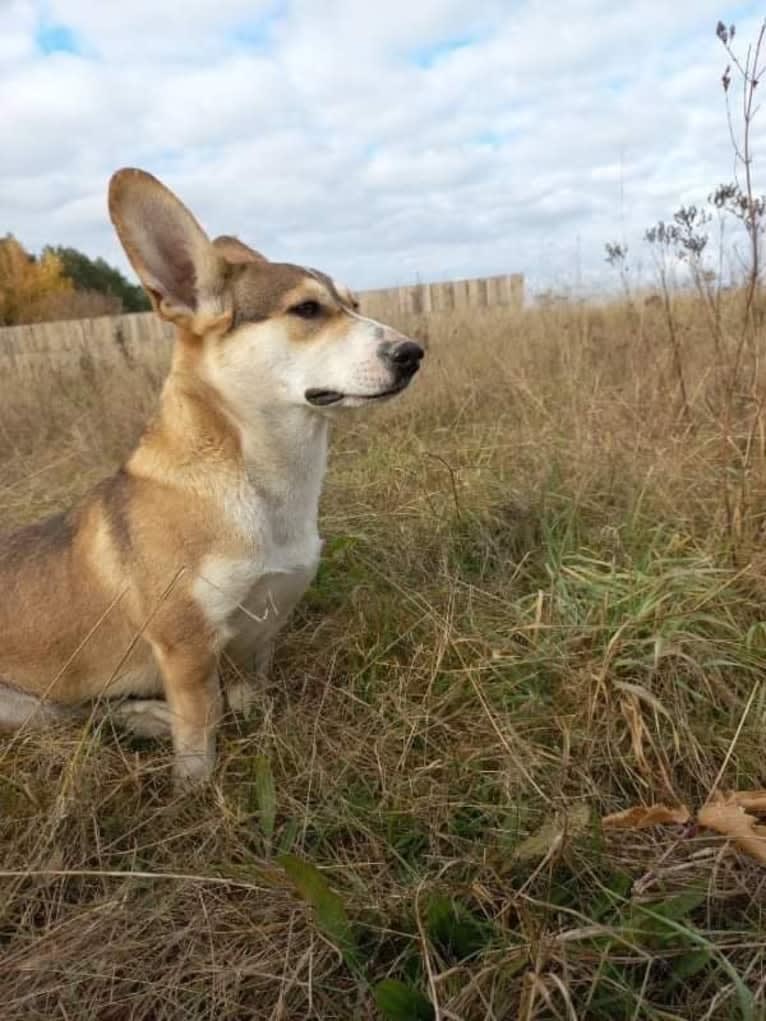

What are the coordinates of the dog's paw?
(173, 749, 215, 786)
(226, 679, 258, 717)
(112, 699, 174, 738)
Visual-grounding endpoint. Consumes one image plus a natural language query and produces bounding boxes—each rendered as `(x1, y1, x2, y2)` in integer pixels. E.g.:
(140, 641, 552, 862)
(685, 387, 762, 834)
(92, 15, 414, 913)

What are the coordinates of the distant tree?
(30, 288, 122, 322)
(0, 235, 73, 325)
(44, 245, 150, 312)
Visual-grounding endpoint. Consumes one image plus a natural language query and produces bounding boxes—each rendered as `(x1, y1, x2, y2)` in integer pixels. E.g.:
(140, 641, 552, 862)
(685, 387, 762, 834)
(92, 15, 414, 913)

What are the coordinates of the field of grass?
(3, 292, 766, 1019)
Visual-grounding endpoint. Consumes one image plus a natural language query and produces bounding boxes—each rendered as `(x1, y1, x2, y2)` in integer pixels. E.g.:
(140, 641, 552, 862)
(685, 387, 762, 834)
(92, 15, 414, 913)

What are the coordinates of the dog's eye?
(289, 300, 322, 319)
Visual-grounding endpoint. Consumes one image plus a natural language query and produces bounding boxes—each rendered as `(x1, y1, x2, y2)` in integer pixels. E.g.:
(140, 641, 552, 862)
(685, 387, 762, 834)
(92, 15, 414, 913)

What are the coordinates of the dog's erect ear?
(212, 235, 268, 265)
(109, 168, 230, 332)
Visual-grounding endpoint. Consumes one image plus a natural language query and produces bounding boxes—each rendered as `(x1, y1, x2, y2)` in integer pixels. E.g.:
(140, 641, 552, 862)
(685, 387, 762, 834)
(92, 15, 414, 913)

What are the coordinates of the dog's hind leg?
(0, 682, 174, 741)
(0, 680, 81, 730)
(108, 699, 174, 738)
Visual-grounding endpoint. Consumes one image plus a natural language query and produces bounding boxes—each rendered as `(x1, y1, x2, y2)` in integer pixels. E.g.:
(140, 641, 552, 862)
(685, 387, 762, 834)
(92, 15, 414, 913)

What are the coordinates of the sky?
(0, 1, 764, 297)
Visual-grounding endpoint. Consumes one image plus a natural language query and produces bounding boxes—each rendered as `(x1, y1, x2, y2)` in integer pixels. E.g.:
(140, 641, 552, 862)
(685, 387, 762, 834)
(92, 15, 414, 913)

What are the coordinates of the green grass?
(2, 297, 766, 1018)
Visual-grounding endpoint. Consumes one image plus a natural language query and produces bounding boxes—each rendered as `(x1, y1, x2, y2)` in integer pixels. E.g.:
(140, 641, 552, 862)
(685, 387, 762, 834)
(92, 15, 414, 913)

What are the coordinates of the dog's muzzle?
(304, 340, 424, 407)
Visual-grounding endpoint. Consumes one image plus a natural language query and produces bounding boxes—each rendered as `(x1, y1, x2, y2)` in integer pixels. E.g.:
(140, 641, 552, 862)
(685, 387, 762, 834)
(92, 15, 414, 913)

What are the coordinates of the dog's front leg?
(226, 640, 274, 716)
(153, 642, 222, 783)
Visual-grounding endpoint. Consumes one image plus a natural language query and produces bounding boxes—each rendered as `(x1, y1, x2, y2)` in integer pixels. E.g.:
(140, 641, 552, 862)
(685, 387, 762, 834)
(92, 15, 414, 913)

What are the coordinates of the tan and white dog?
(0, 169, 423, 782)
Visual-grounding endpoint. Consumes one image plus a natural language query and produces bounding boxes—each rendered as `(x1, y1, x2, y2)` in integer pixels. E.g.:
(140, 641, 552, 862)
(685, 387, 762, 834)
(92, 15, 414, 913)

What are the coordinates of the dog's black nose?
(388, 341, 424, 375)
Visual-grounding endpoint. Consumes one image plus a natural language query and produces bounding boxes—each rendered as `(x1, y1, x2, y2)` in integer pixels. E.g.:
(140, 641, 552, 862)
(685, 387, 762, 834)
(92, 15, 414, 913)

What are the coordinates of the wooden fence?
(0, 312, 173, 379)
(0, 273, 524, 377)
(360, 273, 523, 320)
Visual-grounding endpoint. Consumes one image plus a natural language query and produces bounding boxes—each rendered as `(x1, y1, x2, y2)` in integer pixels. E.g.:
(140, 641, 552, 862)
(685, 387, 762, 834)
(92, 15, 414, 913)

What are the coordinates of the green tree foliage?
(44, 245, 150, 312)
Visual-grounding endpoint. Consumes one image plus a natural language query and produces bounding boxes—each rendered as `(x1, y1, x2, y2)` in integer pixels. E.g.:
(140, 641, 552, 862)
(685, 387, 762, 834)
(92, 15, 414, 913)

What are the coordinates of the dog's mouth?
(305, 380, 410, 407)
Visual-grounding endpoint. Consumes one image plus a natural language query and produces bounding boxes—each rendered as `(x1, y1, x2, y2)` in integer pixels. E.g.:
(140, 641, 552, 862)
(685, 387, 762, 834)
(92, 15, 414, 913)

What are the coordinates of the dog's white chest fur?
(192, 427, 327, 661)
(194, 532, 322, 657)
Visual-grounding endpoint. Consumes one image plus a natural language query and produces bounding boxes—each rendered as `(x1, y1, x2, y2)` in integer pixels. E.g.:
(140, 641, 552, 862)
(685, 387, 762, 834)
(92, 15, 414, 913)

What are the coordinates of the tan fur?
(0, 168, 423, 784)
(212, 235, 268, 265)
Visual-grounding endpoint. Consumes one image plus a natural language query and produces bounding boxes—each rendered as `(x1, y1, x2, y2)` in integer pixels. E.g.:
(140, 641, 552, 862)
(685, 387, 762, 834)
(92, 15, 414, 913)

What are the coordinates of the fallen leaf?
(602, 804, 691, 831)
(514, 804, 590, 861)
(729, 790, 766, 813)
(698, 797, 766, 865)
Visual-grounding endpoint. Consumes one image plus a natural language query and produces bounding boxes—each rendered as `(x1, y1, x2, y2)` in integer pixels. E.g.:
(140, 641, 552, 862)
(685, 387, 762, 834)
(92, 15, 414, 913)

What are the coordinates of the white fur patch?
(194, 532, 322, 655)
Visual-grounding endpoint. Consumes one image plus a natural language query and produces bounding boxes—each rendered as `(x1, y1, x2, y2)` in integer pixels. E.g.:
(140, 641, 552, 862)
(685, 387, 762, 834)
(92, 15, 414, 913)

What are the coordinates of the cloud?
(0, 0, 763, 295)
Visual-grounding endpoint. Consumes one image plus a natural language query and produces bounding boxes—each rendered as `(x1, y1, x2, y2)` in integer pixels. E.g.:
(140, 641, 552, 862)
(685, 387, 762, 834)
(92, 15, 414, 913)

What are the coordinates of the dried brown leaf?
(729, 790, 766, 813)
(602, 804, 691, 830)
(698, 797, 766, 864)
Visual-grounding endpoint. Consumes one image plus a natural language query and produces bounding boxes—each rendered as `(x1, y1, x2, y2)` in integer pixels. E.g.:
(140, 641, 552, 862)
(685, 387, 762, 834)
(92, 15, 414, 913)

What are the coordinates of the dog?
(0, 168, 424, 782)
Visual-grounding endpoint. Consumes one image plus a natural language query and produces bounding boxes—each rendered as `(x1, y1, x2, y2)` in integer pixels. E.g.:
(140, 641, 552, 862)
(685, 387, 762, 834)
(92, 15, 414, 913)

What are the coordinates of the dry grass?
(3, 293, 766, 1019)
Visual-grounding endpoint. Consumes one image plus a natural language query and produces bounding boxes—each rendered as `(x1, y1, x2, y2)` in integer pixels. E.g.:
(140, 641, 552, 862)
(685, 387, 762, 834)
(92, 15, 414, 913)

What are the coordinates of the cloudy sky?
(0, 1, 763, 296)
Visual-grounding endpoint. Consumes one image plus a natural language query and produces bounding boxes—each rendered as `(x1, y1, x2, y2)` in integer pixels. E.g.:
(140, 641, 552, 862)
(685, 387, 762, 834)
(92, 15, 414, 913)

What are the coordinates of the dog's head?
(109, 168, 423, 415)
